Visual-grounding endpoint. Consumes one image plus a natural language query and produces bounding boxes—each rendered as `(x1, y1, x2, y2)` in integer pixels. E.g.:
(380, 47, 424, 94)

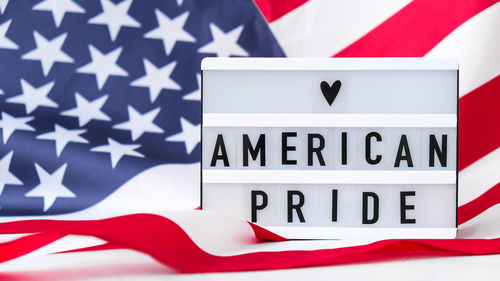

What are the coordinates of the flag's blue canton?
(0, 0, 284, 215)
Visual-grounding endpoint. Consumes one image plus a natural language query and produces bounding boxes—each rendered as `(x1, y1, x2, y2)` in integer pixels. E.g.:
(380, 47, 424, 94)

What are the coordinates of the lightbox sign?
(201, 58, 458, 239)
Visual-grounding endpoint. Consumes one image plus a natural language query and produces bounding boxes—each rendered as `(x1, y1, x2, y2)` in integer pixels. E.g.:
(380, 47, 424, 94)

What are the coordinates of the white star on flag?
(33, 0, 85, 28)
(0, 20, 18, 49)
(37, 124, 89, 157)
(130, 59, 181, 103)
(77, 45, 128, 90)
(165, 117, 200, 154)
(21, 32, 74, 76)
(144, 10, 195, 55)
(113, 106, 163, 141)
(0, 112, 35, 144)
(25, 163, 75, 212)
(0, 0, 9, 15)
(183, 73, 201, 101)
(88, 0, 140, 41)
(0, 151, 22, 196)
(198, 23, 248, 57)
(91, 138, 144, 168)
(7, 79, 57, 114)
(60, 92, 111, 127)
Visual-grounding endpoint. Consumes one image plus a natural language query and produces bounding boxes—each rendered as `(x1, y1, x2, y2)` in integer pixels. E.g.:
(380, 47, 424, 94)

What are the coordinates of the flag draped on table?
(0, 0, 500, 275)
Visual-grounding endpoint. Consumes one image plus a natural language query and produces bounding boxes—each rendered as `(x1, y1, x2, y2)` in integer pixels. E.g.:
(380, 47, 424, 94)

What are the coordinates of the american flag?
(0, 0, 499, 278)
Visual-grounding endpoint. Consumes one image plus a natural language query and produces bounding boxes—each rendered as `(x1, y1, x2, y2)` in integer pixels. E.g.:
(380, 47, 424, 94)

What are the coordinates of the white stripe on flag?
(458, 147, 500, 206)
(0, 233, 29, 243)
(426, 1, 500, 97)
(269, 0, 411, 57)
(458, 204, 500, 239)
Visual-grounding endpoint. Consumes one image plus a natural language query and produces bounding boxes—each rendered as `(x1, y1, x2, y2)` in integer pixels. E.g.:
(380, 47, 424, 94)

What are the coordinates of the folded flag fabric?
(0, 205, 499, 273)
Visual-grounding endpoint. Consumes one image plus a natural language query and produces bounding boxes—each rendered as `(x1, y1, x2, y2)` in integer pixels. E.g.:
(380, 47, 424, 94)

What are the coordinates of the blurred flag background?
(0, 0, 499, 279)
(0, 0, 283, 216)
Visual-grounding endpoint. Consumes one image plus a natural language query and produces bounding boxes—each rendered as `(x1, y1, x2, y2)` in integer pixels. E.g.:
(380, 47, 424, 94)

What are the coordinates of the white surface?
(201, 57, 458, 70)
(203, 114, 457, 128)
(177, 255, 500, 281)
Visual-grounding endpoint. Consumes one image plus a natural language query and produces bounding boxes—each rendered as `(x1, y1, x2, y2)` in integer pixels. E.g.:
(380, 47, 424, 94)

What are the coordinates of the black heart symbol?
(320, 80, 341, 106)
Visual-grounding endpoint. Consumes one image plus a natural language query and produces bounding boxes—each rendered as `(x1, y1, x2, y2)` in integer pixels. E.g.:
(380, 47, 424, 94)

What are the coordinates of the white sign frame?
(201, 58, 458, 239)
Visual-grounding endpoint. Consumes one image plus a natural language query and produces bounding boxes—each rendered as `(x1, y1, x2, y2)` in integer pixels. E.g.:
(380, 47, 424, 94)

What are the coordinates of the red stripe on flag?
(0, 232, 66, 263)
(335, 0, 499, 57)
(253, 0, 309, 22)
(248, 222, 288, 242)
(2, 214, 500, 273)
(459, 75, 500, 170)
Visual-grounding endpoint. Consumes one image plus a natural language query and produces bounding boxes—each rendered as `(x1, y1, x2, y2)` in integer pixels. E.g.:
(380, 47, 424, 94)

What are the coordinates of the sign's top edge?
(201, 58, 459, 71)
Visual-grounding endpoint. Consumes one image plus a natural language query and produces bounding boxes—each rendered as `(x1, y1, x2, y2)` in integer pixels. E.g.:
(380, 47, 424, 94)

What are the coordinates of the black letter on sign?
(394, 135, 414, 167)
(210, 134, 229, 167)
(400, 191, 416, 224)
(429, 134, 447, 167)
(308, 134, 326, 166)
(251, 190, 268, 223)
(365, 132, 382, 165)
(332, 189, 338, 222)
(282, 132, 297, 165)
(287, 190, 305, 223)
(243, 134, 266, 167)
(362, 192, 379, 224)
(341, 132, 348, 165)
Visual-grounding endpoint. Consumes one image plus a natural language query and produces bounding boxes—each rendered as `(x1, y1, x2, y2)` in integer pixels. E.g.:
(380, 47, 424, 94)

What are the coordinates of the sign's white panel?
(203, 70, 457, 114)
(203, 184, 456, 228)
(201, 58, 458, 239)
(202, 127, 456, 170)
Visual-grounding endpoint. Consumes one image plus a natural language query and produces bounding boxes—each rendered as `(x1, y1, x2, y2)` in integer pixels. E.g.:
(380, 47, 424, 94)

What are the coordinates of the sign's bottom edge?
(262, 226, 458, 240)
